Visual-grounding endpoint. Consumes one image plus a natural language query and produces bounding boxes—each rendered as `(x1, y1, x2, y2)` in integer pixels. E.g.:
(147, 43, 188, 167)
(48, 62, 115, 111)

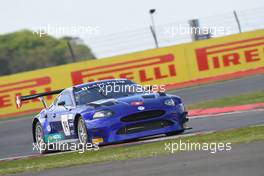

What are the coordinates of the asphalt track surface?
(168, 74, 264, 104)
(17, 141, 264, 176)
(0, 74, 264, 159)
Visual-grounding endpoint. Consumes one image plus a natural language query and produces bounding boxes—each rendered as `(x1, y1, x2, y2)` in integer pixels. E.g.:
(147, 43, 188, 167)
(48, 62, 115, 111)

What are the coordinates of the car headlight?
(93, 110, 113, 119)
(177, 103, 185, 112)
(164, 99, 175, 106)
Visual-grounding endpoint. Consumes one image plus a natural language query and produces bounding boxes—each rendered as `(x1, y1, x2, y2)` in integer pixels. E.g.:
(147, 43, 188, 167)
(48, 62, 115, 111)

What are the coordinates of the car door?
(56, 92, 76, 139)
(48, 91, 75, 140)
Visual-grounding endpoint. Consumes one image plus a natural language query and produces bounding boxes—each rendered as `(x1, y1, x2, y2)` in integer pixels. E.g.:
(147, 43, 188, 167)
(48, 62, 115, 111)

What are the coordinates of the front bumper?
(85, 109, 188, 145)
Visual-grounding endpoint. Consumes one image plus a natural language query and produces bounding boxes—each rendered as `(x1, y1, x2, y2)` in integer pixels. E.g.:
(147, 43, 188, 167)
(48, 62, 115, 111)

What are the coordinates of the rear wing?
(16, 89, 64, 109)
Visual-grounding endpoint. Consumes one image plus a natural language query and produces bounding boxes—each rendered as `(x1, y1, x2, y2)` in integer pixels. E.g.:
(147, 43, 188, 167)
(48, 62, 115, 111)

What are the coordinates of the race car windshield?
(100, 83, 145, 98)
(75, 83, 145, 105)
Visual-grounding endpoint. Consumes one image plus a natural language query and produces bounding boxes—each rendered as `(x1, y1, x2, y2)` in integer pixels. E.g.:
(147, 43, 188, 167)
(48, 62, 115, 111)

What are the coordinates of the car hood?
(81, 92, 181, 110)
(78, 93, 183, 119)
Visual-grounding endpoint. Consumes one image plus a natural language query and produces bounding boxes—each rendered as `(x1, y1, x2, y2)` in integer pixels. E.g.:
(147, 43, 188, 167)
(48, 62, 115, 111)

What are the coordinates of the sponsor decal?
(61, 115, 71, 136)
(71, 54, 177, 84)
(131, 101, 144, 106)
(0, 76, 53, 109)
(138, 106, 145, 111)
(92, 137, 104, 144)
(44, 133, 64, 143)
(195, 36, 264, 71)
(46, 125, 51, 132)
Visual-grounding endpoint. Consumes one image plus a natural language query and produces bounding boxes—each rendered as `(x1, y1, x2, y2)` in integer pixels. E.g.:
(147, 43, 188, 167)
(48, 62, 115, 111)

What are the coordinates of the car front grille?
(117, 120, 173, 135)
(120, 110, 165, 122)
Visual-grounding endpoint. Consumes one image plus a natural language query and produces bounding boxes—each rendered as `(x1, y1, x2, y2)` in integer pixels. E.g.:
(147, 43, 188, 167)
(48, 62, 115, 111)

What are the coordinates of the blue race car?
(16, 79, 189, 153)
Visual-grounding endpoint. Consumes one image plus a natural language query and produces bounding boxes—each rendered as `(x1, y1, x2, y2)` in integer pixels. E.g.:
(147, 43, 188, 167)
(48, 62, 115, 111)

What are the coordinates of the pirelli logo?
(71, 54, 177, 85)
(0, 54, 178, 110)
(0, 77, 52, 108)
(195, 36, 264, 71)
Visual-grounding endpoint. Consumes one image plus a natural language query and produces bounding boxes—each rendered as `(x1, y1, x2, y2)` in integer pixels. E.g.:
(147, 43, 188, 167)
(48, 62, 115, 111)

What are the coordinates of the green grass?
(188, 90, 264, 110)
(1, 125, 264, 175)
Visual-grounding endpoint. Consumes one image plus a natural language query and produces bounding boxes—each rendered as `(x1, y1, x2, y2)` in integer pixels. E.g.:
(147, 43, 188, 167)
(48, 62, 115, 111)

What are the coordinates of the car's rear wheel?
(35, 122, 48, 154)
(77, 117, 88, 144)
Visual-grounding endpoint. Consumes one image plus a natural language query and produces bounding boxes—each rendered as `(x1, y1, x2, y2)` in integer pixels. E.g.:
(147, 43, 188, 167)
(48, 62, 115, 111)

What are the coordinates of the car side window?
(58, 93, 73, 107)
(53, 96, 59, 106)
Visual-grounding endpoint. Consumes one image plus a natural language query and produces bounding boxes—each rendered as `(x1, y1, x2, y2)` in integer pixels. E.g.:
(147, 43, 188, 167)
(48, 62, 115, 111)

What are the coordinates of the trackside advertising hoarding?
(0, 30, 263, 118)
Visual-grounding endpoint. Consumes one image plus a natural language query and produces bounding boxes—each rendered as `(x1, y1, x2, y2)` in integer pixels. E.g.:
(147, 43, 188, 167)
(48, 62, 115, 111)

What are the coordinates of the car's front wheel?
(77, 117, 88, 144)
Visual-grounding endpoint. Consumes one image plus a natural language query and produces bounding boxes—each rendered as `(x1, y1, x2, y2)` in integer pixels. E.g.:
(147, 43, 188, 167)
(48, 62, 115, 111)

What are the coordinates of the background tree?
(0, 30, 96, 76)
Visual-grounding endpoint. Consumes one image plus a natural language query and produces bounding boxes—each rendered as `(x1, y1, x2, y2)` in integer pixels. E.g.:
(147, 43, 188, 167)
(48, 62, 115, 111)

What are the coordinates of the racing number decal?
(61, 115, 71, 136)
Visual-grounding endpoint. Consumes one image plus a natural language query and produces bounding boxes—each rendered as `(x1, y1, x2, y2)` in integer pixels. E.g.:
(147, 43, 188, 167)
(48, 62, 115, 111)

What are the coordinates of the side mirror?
(144, 85, 153, 91)
(58, 101, 66, 106)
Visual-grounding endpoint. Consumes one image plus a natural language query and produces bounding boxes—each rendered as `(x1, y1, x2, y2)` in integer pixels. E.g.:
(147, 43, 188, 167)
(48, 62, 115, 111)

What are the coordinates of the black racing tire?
(34, 122, 48, 154)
